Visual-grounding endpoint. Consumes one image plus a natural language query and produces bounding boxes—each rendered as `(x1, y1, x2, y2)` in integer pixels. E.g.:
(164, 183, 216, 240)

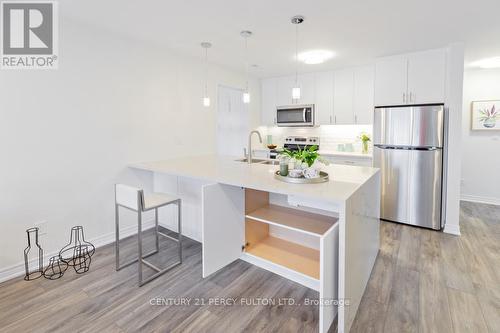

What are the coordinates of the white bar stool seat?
(143, 193, 179, 211)
(114, 184, 182, 286)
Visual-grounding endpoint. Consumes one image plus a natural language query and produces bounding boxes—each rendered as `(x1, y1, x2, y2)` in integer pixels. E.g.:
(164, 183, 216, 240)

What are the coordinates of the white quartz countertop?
(129, 155, 379, 204)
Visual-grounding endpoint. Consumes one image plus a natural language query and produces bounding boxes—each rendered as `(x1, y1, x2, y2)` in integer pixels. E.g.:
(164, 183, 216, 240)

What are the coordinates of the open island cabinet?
(202, 184, 339, 333)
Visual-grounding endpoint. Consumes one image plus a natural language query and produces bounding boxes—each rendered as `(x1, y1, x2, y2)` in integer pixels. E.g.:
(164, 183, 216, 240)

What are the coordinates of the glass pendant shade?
(292, 86, 301, 100)
(243, 91, 250, 104)
(201, 42, 212, 108)
(203, 96, 210, 107)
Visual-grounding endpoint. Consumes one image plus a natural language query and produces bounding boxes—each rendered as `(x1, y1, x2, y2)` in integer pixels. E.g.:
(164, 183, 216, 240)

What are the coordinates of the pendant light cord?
(295, 24, 298, 84)
(245, 36, 249, 91)
(205, 47, 208, 95)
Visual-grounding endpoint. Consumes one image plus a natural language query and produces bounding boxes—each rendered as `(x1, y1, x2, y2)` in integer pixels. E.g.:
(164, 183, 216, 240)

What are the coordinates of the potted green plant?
(358, 133, 371, 154)
(278, 145, 329, 178)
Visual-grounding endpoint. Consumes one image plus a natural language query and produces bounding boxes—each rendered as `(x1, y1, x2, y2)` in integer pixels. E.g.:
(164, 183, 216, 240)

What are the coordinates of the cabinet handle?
(274, 117, 276, 125)
(335, 115, 337, 124)
(403, 93, 406, 104)
(329, 115, 332, 124)
(355, 115, 358, 124)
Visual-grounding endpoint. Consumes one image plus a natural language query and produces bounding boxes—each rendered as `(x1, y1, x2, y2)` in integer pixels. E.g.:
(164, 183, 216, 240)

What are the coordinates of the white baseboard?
(0, 219, 155, 284)
(461, 194, 500, 206)
(443, 223, 461, 236)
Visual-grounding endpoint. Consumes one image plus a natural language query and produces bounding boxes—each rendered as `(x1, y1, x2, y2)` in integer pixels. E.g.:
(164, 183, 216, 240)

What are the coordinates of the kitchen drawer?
(325, 156, 372, 167)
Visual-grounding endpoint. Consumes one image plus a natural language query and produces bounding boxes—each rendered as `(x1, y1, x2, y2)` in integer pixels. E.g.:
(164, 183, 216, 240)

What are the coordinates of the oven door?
(276, 105, 314, 127)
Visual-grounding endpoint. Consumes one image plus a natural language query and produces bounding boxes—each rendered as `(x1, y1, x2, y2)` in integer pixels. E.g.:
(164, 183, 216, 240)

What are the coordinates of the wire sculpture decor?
(24, 227, 44, 281)
(59, 226, 95, 274)
(43, 255, 68, 280)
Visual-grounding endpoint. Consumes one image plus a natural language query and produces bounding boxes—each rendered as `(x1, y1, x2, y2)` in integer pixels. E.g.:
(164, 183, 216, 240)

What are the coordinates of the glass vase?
(362, 141, 369, 154)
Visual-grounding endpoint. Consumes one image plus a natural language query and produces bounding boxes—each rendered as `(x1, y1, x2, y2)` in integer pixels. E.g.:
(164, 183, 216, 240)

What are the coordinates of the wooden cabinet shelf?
(246, 204, 337, 236)
(246, 235, 320, 279)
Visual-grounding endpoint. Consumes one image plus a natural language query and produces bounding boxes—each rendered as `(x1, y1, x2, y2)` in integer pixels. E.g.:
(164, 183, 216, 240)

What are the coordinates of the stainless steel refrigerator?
(373, 104, 445, 230)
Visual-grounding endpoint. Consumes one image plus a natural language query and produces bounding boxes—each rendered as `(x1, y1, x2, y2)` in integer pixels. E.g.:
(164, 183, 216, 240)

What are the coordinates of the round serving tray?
(274, 170, 329, 184)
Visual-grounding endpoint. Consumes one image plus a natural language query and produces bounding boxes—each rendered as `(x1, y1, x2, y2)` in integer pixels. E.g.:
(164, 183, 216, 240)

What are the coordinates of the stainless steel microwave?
(276, 104, 315, 127)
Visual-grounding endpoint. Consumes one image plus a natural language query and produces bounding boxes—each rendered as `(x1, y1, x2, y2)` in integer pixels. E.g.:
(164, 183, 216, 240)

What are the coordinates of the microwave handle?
(303, 108, 306, 122)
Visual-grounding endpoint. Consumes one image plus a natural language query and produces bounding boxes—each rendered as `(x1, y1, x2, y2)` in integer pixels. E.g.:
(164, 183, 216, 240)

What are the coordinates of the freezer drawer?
(373, 105, 444, 148)
(374, 147, 443, 229)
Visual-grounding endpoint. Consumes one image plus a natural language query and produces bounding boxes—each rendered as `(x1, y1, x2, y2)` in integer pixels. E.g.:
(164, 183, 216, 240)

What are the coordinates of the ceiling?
(63, 0, 500, 77)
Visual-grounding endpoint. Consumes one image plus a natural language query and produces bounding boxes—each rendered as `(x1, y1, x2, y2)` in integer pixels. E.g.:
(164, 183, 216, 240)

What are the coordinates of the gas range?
(283, 136, 320, 151)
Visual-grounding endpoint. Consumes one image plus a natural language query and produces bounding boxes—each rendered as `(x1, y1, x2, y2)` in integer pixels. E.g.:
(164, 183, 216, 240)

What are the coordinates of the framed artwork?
(471, 100, 500, 130)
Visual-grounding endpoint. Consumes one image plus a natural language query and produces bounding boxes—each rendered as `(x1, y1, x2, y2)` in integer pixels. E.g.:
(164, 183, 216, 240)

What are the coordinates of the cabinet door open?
(202, 183, 244, 277)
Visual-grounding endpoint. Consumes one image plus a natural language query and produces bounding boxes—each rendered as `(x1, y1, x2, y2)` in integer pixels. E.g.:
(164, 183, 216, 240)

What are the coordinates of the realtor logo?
(1, 1, 58, 69)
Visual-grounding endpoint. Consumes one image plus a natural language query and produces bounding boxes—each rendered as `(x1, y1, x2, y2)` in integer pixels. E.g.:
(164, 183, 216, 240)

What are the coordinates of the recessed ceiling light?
(298, 50, 335, 65)
(471, 57, 500, 69)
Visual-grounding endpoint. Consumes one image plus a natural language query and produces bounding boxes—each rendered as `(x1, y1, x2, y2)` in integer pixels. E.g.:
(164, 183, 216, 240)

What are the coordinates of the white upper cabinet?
(276, 74, 315, 107)
(353, 66, 375, 124)
(261, 77, 277, 126)
(374, 48, 447, 106)
(315, 71, 334, 125)
(298, 73, 316, 105)
(374, 56, 408, 106)
(333, 68, 355, 124)
(407, 49, 446, 104)
(260, 65, 376, 126)
(276, 76, 295, 107)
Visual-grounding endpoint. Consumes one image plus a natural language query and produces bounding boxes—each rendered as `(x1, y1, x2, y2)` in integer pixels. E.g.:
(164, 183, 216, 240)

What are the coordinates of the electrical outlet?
(34, 220, 47, 236)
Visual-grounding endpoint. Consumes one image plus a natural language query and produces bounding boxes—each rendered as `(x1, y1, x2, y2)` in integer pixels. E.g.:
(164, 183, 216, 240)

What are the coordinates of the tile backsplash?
(256, 125, 373, 153)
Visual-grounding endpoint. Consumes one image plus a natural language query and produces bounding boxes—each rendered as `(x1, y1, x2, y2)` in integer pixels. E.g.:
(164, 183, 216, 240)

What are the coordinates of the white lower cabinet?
(202, 184, 339, 333)
(323, 155, 372, 167)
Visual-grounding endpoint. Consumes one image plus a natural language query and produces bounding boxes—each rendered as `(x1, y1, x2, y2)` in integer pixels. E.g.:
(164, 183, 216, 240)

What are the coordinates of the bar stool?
(114, 184, 182, 286)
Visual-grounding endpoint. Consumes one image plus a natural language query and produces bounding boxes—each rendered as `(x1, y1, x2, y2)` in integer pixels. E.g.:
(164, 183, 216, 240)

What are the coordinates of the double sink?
(235, 158, 279, 165)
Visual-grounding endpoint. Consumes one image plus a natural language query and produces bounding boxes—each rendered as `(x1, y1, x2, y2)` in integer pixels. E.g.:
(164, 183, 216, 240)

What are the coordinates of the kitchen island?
(129, 155, 380, 333)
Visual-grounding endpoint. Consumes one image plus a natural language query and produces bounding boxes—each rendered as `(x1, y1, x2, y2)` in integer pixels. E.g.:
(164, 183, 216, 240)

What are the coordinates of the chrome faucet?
(247, 130, 262, 164)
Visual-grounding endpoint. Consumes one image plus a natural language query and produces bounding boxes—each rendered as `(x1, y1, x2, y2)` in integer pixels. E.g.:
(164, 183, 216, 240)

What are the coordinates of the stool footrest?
(142, 259, 161, 272)
(116, 249, 159, 271)
(139, 261, 181, 287)
(158, 231, 180, 242)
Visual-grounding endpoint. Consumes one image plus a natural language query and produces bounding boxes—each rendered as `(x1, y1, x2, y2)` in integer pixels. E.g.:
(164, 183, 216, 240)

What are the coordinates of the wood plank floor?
(0, 201, 498, 332)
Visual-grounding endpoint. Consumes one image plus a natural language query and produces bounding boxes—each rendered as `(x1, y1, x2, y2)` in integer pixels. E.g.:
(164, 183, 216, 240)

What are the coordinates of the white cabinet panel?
(333, 68, 354, 124)
(202, 183, 244, 277)
(323, 155, 372, 167)
(298, 73, 316, 105)
(315, 71, 334, 125)
(276, 76, 295, 107)
(353, 66, 375, 124)
(407, 49, 446, 104)
(374, 56, 408, 106)
(375, 48, 447, 107)
(261, 78, 277, 126)
(276, 74, 315, 107)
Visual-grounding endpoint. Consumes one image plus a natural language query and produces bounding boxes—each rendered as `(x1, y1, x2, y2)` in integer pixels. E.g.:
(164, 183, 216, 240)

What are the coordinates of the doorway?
(216, 85, 249, 156)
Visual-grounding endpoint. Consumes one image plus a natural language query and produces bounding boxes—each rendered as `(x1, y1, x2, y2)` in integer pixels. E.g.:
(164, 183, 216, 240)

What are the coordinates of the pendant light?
(240, 30, 252, 104)
(291, 16, 304, 102)
(201, 42, 212, 107)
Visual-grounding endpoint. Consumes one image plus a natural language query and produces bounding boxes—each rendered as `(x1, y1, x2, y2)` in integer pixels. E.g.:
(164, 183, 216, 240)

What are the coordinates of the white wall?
(461, 69, 500, 205)
(0, 18, 260, 277)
